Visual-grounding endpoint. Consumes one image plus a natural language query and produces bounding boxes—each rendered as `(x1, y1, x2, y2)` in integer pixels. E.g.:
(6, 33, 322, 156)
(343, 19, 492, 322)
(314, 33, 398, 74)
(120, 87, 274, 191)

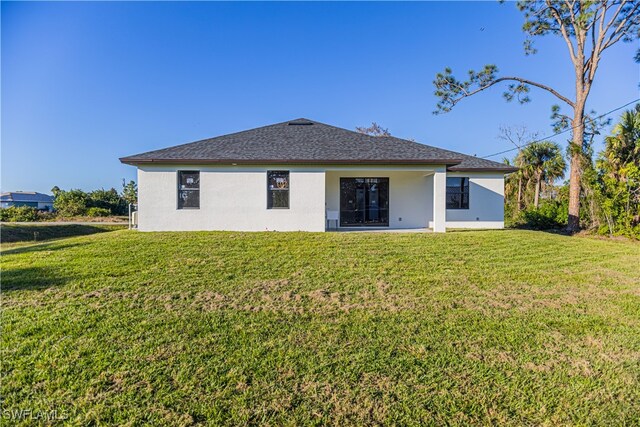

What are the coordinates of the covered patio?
(324, 167, 447, 232)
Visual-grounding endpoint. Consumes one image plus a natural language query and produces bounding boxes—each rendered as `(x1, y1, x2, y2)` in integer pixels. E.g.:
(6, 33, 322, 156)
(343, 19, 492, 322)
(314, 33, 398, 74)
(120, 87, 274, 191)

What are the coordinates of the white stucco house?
(120, 118, 516, 232)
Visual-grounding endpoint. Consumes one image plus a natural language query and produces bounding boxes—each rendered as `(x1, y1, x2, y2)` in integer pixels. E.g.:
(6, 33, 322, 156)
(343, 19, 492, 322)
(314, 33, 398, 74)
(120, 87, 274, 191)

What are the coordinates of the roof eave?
(120, 158, 464, 166)
(447, 166, 519, 173)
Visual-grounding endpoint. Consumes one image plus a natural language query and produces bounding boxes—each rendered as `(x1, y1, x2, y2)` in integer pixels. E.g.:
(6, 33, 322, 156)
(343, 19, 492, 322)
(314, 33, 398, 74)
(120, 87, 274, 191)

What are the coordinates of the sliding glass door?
(340, 178, 389, 227)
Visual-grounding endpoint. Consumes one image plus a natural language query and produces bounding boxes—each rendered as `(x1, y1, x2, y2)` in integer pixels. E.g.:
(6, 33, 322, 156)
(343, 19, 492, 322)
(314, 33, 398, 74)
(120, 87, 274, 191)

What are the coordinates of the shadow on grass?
(1, 265, 71, 292)
(1, 224, 124, 244)
(0, 242, 87, 256)
(505, 224, 574, 236)
(446, 228, 511, 233)
(446, 226, 570, 236)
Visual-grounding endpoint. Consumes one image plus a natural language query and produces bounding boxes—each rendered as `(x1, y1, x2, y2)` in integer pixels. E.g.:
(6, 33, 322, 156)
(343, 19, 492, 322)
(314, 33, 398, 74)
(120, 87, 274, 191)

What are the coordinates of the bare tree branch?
(498, 125, 539, 150)
(602, 3, 640, 51)
(602, 0, 628, 38)
(355, 122, 391, 137)
(548, 2, 578, 63)
(585, 5, 602, 77)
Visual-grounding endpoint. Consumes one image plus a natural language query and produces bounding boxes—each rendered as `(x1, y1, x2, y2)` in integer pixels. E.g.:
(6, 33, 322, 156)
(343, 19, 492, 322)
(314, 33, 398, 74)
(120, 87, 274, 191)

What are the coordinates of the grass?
(0, 224, 126, 243)
(2, 230, 639, 425)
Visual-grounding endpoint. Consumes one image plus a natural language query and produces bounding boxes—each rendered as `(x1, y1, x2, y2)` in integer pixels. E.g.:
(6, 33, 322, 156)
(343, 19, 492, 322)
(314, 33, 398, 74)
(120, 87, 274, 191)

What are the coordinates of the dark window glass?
(178, 171, 200, 209)
(446, 177, 469, 209)
(339, 178, 389, 226)
(267, 171, 289, 209)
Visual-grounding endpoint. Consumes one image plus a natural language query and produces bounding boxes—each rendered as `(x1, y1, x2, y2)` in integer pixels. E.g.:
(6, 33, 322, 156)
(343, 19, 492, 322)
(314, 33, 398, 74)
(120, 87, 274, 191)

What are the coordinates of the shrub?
(86, 207, 111, 217)
(88, 188, 126, 215)
(515, 200, 567, 229)
(36, 210, 57, 222)
(0, 206, 39, 222)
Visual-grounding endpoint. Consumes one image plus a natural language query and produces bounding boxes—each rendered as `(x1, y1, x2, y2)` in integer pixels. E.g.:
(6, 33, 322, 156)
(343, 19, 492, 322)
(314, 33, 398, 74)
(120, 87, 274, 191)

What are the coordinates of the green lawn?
(1, 223, 126, 243)
(2, 230, 639, 425)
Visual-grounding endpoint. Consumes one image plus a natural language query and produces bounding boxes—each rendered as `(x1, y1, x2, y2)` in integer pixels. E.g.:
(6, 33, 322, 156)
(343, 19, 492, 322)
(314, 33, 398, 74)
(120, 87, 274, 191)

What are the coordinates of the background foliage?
(1, 181, 138, 222)
(505, 106, 640, 238)
(0, 206, 40, 222)
(50, 181, 137, 218)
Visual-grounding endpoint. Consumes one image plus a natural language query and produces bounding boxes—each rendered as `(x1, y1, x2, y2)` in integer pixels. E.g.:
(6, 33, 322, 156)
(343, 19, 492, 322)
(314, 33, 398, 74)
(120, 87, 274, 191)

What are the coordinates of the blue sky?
(2, 1, 638, 194)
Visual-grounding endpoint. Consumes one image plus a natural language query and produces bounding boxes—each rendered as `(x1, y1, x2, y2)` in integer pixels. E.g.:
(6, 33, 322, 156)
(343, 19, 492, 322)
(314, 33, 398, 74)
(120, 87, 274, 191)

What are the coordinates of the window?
(178, 171, 200, 209)
(340, 178, 389, 226)
(446, 177, 469, 209)
(267, 171, 289, 209)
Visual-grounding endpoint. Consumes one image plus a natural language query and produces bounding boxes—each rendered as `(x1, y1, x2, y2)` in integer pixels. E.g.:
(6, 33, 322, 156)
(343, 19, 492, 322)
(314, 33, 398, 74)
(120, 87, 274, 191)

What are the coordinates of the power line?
(481, 98, 640, 159)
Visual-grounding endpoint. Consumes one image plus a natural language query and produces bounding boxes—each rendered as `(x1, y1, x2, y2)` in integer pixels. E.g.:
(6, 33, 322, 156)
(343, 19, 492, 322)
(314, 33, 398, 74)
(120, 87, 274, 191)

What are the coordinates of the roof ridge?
(2, 191, 41, 194)
(120, 118, 303, 161)
(119, 117, 516, 172)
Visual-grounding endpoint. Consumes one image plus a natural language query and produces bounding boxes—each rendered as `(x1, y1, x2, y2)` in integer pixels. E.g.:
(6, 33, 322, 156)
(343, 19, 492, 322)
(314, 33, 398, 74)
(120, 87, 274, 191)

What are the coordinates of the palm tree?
(503, 154, 529, 212)
(596, 106, 640, 233)
(514, 151, 531, 211)
(520, 141, 566, 209)
(600, 105, 640, 180)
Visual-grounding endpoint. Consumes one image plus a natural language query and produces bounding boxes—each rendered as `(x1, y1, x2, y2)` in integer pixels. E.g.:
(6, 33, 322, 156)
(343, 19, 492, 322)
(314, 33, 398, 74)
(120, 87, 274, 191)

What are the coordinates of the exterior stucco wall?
(136, 165, 506, 232)
(137, 165, 326, 232)
(325, 168, 435, 229)
(437, 171, 505, 229)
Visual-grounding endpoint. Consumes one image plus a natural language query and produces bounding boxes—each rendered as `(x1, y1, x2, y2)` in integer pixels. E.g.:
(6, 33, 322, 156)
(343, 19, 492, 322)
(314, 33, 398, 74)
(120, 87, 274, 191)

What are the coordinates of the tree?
(512, 152, 529, 210)
(520, 141, 567, 208)
(122, 179, 138, 205)
(355, 122, 392, 137)
(600, 104, 640, 179)
(53, 189, 89, 217)
(433, 1, 640, 232)
(596, 106, 640, 235)
(498, 125, 539, 211)
(502, 156, 526, 218)
(89, 188, 126, 215)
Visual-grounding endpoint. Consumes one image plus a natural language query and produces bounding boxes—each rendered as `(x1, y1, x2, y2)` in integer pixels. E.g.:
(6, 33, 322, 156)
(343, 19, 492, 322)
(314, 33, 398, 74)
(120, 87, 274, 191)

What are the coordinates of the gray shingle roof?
(447, 154, 518, 172)
(120, 118, 516, 172)
(1, 192, 54, 203)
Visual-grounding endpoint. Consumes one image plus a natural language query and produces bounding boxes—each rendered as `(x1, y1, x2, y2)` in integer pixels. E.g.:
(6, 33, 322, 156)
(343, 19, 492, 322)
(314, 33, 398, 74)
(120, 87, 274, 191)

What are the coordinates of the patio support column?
(433, 169, 446, 232)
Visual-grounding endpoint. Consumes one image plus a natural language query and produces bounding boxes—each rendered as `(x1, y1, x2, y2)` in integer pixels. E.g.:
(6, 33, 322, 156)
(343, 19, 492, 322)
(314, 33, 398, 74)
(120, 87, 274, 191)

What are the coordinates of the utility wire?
(481, 98, 640, 159)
